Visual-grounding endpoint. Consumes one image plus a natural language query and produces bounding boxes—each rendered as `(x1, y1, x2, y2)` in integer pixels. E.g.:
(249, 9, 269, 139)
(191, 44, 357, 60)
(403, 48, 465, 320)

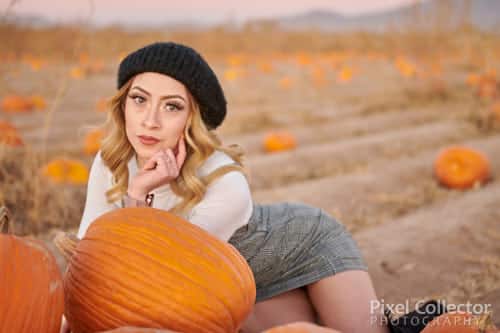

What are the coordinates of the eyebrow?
(130, 86, 186, 102)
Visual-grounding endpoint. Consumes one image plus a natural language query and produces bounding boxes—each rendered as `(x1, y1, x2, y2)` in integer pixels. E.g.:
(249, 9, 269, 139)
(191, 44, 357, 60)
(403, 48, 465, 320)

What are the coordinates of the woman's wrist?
(127, 188, 147, 201)
(123, 189, 154, 207)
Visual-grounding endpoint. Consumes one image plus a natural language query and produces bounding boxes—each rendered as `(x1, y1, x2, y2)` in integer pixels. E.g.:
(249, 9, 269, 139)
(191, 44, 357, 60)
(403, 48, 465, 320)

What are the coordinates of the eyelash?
(128, 95, 183, 111)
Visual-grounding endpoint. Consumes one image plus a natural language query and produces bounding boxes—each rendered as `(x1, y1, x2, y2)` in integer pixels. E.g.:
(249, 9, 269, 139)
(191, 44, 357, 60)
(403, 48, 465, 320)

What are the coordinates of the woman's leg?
(306, 270, 390, 333)
(240, 287, 318, 333)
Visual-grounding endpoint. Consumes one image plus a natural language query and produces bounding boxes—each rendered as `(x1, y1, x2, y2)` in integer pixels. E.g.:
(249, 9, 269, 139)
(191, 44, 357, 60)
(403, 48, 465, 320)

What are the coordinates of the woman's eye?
(130, 95, 145, 104)
(164, 103, 183, 112)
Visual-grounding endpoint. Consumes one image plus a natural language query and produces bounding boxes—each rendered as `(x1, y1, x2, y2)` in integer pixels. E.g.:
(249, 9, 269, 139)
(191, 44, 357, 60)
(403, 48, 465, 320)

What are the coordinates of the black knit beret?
(117, 41, 226, 130)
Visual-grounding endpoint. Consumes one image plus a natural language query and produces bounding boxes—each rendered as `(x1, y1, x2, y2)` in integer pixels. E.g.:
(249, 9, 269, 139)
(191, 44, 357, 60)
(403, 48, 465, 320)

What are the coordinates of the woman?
(63, 42, 441, 333)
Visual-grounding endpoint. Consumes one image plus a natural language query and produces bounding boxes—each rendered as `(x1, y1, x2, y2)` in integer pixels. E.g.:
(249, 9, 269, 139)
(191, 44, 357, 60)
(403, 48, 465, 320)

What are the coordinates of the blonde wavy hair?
(98, 75, 249, 218)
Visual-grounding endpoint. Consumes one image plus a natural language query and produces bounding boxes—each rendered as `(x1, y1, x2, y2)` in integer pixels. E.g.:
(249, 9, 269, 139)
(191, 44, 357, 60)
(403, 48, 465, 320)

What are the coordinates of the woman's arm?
(76, 151, 118, 239)
(188, 170, 253, 242)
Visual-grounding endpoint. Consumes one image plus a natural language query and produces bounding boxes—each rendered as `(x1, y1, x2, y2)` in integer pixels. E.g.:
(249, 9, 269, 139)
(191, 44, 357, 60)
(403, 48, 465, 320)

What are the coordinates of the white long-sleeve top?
(76, 150, 254, 242)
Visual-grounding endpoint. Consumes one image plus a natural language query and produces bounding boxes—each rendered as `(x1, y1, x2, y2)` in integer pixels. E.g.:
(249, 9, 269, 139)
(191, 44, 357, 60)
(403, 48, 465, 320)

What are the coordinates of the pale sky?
(2, 0, 417, 26)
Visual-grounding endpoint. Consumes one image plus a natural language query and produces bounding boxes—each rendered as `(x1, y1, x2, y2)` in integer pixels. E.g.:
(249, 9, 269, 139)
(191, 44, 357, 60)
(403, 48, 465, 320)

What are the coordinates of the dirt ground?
(3, 54, 500, 326)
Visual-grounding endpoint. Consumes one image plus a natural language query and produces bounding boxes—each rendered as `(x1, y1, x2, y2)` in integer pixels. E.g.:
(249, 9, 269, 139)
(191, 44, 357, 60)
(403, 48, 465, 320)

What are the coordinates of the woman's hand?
(128, 134, 187, 199)
(60, 314, 71, 333)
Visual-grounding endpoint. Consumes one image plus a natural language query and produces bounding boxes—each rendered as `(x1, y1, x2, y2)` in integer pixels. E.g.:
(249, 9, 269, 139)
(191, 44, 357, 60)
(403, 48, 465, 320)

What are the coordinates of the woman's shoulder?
(90, 150, 115, 183)
(197, 149, 237, 177)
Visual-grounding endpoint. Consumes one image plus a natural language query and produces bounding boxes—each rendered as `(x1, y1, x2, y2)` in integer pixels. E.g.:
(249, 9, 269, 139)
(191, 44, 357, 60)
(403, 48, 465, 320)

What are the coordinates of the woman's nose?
(141, 104, 160, 128)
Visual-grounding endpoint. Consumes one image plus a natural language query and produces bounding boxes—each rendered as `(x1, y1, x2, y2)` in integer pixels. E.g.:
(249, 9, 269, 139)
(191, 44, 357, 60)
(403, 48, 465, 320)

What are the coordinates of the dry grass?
(0, 146, 86, 235)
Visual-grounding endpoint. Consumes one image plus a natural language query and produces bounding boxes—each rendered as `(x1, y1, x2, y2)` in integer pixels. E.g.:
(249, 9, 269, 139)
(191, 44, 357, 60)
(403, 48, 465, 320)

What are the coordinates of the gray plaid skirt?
(228, 202, 368, 303)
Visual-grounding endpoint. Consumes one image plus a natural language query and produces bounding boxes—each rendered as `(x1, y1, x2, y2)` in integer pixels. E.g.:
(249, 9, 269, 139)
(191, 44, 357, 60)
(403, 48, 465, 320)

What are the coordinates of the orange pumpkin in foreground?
(54, 207, 256, 333)
(262, 322, 342, 333)
(434, 146, 491, 190)
(263, 131, 297, 153)
(98, 327, 180, 333)
(0, 206, 65, 333)
(421, 311, 498, 333)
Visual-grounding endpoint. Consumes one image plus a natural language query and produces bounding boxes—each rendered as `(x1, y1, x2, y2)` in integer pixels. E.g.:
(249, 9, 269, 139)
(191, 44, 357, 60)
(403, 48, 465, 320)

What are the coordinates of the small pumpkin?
(263, 131, 297, 153)
(86, 59, 105, 75)
(262, 322, 342, 333)
(54, 207, 256, 333)
(395, 57, 417, 78)
(83, 129, 103, 155)
(41, 158, 89, 185)
(279, 76, 294, 89)
(30, 94, 47, 110)
(421, 311, 497, 333)
(476, 71, 498, 100)
(1, 95, 34, 113)
(434, 146, 491, 190)
(337, 66, 353, 83)
(69, 66, 86, 79)
(96, 97, 109, 112)
(0, 206, 65, 333)
(0, 120, 24, 147)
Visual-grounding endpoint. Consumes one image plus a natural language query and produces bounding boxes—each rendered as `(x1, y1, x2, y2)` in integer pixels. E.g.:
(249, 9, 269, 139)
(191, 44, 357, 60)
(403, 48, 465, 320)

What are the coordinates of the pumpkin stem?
(0, 205, 12, 234)
(53, 231, 79, 261)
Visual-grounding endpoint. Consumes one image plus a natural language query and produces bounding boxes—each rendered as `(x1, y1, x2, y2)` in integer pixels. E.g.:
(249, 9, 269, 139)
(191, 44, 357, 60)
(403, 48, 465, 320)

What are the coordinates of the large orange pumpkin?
(262, 322, 342, 333)
(263, 131, 297, 153)
(54, 207, 256, 333)
(98, 327, 180, 333)
(434, 146, 491, 190)
(421, 311, 497, 333)
(0, 206, 65, 333)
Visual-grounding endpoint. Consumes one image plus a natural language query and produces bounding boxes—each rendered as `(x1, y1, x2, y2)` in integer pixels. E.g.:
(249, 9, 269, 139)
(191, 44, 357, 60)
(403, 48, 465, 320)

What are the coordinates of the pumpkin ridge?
(130, 215, 252, 294)
(101, 222, 246, 291)
(65, 270, 128, 332)
(75, 236, 236, 329)
(67, 243, 228, 332)
(66, 268, 163, 332)
(99, 215, 251, 313)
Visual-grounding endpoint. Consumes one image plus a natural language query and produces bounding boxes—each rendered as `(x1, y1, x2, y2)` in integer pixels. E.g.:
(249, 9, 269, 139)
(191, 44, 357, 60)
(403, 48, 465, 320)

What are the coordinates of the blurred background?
(0, 0, 499, 324)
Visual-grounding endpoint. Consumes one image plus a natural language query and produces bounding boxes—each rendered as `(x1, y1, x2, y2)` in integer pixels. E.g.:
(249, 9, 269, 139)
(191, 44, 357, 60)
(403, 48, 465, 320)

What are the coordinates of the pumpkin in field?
(263, 131, 297, 153)
(279, 76, 294, 89)
(96, 97, 109, 112)
(421, 311, 498, 333)
(70, 66, 86, 79)
(0, 120, 24, 147)
(54, 207, 256, 333)
(476, 71, 498, 100)
(1, 95, 34, 113)
(0, 206, 65, 333)
(30, 94, 47, 110)
(1, 95, 46, 113)
(41, 158, 89, 185)
(83, 129, 103, 155)
(262, 322, 342, 333)
(434, 146, 491, 190)
(337, 66, 354, 83)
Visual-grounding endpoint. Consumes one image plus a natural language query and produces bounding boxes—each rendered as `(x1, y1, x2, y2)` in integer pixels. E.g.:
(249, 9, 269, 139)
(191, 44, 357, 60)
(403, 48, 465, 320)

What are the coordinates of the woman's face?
(124, 72, 191, 165)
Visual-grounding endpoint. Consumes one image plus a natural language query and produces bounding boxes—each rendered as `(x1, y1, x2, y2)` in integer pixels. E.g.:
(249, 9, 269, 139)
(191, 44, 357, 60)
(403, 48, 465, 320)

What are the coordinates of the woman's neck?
(135, 154, 145, 170)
